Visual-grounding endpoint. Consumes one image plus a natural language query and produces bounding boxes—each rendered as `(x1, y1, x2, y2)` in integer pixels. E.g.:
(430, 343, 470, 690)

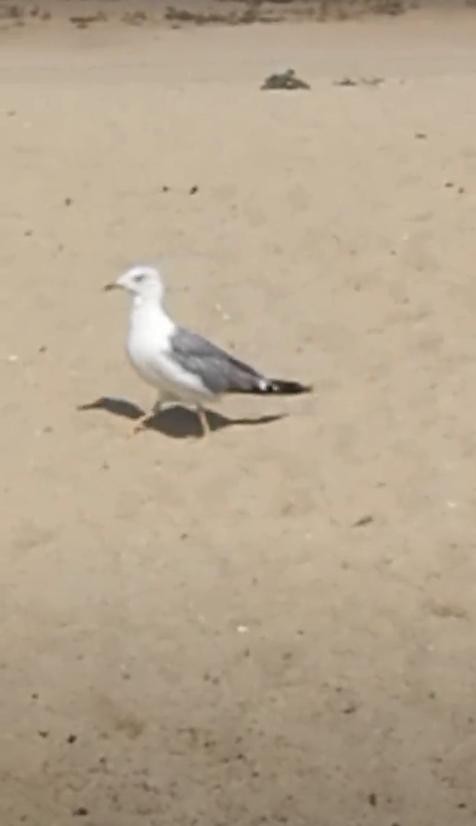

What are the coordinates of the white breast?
(126, 300, 208, 401)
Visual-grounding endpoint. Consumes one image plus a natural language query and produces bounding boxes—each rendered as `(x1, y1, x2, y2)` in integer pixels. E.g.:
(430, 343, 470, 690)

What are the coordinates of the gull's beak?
(103, 282, 118, 292)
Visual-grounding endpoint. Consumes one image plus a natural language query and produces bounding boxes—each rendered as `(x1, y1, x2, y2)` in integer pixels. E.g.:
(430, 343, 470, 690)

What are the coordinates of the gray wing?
(170, 326, 265, 395)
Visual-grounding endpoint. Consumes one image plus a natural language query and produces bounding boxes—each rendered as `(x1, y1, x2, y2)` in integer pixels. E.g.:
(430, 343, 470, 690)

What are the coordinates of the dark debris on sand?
(261, 69, 310, 91)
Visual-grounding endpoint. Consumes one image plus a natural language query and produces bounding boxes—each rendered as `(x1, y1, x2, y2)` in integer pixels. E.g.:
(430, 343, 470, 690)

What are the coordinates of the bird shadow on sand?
(77, 396, 286, 439)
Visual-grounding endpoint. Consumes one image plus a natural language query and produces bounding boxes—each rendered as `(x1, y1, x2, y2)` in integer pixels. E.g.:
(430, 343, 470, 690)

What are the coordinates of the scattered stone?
(427, 601, 468, 620)
(189, 185, 199, 195)
(70, 12, 107, 28)
(0, 5, 22, 20)
(335, 76, 384, 87)
(165, 6, 280, 25)
(122, 10, 147, 26)
(374, 0, 405, 15)
(352, 514, 374, 527)
(368, 792, 378, 807)
(334, 76, 358, 87)
(360, 76, 385, 86)
(72, 807, 89, 817)
(262, 69, 310, 91)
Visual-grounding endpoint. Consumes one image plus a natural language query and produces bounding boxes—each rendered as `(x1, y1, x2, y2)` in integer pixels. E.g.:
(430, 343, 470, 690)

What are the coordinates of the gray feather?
(170, 327, 264, 395)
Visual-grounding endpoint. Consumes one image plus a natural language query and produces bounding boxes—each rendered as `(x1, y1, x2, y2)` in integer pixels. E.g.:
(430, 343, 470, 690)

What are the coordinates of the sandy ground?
(1, 3, 476, 825)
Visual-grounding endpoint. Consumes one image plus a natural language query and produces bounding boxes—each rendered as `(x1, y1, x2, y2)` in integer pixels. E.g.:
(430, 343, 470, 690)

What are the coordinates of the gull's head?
(105, 265, 164, 302)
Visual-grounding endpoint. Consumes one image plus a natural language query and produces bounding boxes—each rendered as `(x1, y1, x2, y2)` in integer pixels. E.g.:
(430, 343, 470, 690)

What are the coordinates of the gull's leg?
(152, 395, 163, 416)
(131, 394, 162, 436)
(130, 413, 149, 436)
(130, 393, 175, 437)
(196, 406, 210, 438)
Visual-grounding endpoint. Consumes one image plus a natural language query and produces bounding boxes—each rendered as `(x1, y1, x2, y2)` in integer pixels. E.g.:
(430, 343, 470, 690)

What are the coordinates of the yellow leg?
(131, 413, 150, 436)
(152, 396, 164, 416)
(197, 406, 210, 438)
(131, 396, 164, 436)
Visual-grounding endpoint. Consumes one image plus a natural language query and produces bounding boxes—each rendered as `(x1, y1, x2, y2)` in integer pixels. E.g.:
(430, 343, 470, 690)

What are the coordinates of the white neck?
(131, 292, 161, 310)
(128, 293, 174, 338)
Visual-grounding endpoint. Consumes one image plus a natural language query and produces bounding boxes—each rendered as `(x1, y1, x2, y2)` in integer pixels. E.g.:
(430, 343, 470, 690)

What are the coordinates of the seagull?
(104, 265, 311, 437)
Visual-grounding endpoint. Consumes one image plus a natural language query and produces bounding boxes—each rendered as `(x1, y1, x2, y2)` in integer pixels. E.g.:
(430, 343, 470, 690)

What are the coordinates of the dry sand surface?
(1, 3, 476, 824)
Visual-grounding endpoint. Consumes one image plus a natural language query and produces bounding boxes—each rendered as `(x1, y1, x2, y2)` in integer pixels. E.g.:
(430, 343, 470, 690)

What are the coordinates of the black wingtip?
(266, 379, 313, 395)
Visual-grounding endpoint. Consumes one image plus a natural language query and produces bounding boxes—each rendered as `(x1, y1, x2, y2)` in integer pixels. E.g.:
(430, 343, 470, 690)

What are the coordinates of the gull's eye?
(134, 274, 145, 283)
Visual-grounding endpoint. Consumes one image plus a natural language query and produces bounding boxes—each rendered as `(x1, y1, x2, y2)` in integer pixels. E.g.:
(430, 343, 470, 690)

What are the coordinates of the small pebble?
(67, 734, 77, 744)
(64, 197, 73, 206)
(334, 77, 357, 87)
(262, 69, 310, 90)
(189, 185, 199, 195)
(342, 702, 358, 715)
(72, 807, 89, 817)
(352, 514, 374, 527)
